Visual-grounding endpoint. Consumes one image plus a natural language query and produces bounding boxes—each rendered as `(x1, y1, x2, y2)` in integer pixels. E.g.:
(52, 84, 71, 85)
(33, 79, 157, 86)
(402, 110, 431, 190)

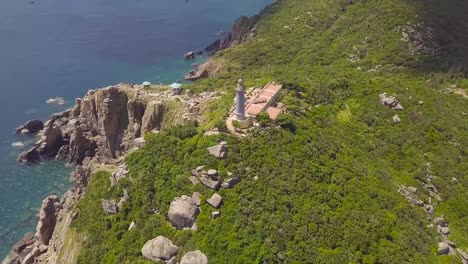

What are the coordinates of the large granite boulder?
(206, 193, 223, 209)
(180, 250, 208, 264)
(35, 195, 60, 245)
(207, 143, 228, 159)
(437, 242, 450, 255)
(141, 236, 178, 263)
(168, 195, 200, 229)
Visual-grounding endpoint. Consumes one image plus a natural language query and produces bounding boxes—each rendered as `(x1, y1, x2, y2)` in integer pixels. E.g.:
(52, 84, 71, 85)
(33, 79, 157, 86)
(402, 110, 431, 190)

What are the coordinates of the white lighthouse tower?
(233, 78, 251, 128)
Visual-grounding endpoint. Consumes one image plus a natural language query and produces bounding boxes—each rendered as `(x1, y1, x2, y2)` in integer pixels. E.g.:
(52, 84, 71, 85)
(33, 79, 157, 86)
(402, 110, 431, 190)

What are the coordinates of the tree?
(256, 112, 271, 127)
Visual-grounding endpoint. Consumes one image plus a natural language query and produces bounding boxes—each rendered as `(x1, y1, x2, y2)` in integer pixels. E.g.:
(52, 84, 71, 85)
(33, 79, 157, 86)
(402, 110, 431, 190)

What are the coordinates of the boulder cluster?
(141, 236, 208, 264)
(141, 139, 242, 262)
(398, 162, 467, 261)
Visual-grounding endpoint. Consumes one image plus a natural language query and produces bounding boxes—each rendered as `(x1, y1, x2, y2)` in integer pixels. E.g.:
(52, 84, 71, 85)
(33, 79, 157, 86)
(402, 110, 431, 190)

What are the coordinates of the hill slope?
(71, 0, 467, 263)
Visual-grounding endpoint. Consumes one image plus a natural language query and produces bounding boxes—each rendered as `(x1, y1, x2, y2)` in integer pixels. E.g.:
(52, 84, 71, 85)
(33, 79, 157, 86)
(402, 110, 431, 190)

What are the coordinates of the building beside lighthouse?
(229, 79, 283, 131)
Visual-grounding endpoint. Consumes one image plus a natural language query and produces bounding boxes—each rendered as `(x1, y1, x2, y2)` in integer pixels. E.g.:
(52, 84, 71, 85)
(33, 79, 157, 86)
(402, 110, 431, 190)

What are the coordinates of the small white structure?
(142, 81, 151, 88)
(170, 83, 183, 95)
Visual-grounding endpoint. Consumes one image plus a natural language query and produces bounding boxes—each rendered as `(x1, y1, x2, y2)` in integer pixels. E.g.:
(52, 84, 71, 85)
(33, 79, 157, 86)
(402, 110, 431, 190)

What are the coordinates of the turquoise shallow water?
(0, 0, 271, 258)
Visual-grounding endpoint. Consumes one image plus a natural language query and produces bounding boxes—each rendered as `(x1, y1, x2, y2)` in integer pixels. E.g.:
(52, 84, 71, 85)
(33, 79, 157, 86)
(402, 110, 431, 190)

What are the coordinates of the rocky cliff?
(17, 83, 218, 166)
(5, 83, 220, 264)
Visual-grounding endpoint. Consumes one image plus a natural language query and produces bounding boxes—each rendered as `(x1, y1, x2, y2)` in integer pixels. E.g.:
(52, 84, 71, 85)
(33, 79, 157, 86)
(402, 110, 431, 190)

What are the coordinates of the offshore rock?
(35, 195, 60, 245)
(168, 195, 200, 229)
(180, 250, 208, 264)
(141, 236, 178, 263)
(15, 120, 44, 134)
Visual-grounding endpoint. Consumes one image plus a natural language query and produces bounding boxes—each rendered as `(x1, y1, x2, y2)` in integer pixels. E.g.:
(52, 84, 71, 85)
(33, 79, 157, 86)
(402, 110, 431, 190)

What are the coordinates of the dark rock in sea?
(184, 51, 196, 60)
(17, 148, 41, 164)
(15, 120, 44, 134)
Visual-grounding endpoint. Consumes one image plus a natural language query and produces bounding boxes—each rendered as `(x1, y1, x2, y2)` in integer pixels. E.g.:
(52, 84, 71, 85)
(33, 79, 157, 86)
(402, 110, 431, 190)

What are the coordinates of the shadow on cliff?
(407, 0, 468, 74)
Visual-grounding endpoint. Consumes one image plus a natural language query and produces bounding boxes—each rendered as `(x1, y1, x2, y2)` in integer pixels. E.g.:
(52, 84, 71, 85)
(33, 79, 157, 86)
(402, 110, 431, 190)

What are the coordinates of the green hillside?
(72, 0, 467, 263)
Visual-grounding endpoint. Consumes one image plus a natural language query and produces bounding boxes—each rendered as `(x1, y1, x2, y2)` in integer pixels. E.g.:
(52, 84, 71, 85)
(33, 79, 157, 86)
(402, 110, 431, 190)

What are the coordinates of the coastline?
(2, 7, 269, 262)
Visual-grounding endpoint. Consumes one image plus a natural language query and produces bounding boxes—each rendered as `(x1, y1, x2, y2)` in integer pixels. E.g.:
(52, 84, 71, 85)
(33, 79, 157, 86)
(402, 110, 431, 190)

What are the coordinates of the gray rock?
(440, 226, 450, 235)
(15, 120, 44, 134)
(437, 242, 450, 255)
(191, 192, 201, 206)
(222, 177, 240, 189)
(207, 143, 228, 159)
(11, 232, 35, 254)
(207, 169, 218, 178)
(198, 176, 220, 190)
(168, 195, 200, 229)
(180, 250, 208, 264)
(101, 199, 119, 215)
(35, 195, 60, 245)
(204, 129, 220, 136)
(110, 164, 129, 186)
(141, 101, 166, 135)
(133, 137, 146, 148)
(457, 249, 468, 260)
(189, 176, 200, 185)
(434, 217, 447, 227)
(141, 236, 178, 262)
(195, 165, 204, 172)
(184, 51, 196, 60)
(55, 145, 70, 160)
(206, 193, 222, 209)
(393, 115, 401, 124)
(445, 240, 456, 248)
(212, 211, 221, 219)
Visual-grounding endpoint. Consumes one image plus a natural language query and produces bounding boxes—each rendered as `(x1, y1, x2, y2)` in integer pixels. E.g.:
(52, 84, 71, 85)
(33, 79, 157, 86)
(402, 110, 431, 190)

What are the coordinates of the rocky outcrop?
(180, 250, 208, 264)
(141, 236, 178, 263)
(68, 127, 96, 165)
(35, 195, 61, 245)
(205, 15, 259, 55)
(168, 195, 200, 229)
(15, 120, 44, 134)
(379, 93, 404, 110)
(141, 101, 166, 135)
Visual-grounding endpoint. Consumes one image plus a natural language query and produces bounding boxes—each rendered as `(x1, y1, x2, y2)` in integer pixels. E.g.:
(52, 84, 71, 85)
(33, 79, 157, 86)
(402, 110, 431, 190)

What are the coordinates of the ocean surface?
(0, 0, 271, 258)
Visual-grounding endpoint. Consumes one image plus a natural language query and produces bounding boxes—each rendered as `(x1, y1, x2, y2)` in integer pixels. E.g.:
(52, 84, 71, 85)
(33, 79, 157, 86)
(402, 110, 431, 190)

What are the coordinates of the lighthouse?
(235, 79, 247, 120)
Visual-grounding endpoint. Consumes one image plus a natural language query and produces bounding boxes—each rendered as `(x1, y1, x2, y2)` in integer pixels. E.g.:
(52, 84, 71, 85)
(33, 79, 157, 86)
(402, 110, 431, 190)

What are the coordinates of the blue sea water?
(0, 0, 271, 258)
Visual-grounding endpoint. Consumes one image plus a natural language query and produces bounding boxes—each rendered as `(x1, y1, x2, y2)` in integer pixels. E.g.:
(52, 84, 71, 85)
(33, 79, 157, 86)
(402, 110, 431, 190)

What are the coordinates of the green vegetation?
(73, 0, 467, 263)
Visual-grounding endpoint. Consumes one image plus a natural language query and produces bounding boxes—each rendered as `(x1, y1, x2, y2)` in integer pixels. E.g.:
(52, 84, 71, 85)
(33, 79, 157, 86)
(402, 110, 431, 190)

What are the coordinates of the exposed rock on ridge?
(16, 84, 216, 165)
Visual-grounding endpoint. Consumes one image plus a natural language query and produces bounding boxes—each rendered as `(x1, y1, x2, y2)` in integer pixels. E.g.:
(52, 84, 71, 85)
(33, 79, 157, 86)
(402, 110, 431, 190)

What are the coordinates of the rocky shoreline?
(3, 83, 220, 264)
(2, 9, 266, 263)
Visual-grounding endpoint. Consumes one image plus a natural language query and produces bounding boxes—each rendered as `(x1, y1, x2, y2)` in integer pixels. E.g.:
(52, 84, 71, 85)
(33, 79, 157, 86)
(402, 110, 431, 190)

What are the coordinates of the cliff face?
(204, 15, 259, 55)
(6, 84, 220, 264)
(17, 84, 190, 166)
